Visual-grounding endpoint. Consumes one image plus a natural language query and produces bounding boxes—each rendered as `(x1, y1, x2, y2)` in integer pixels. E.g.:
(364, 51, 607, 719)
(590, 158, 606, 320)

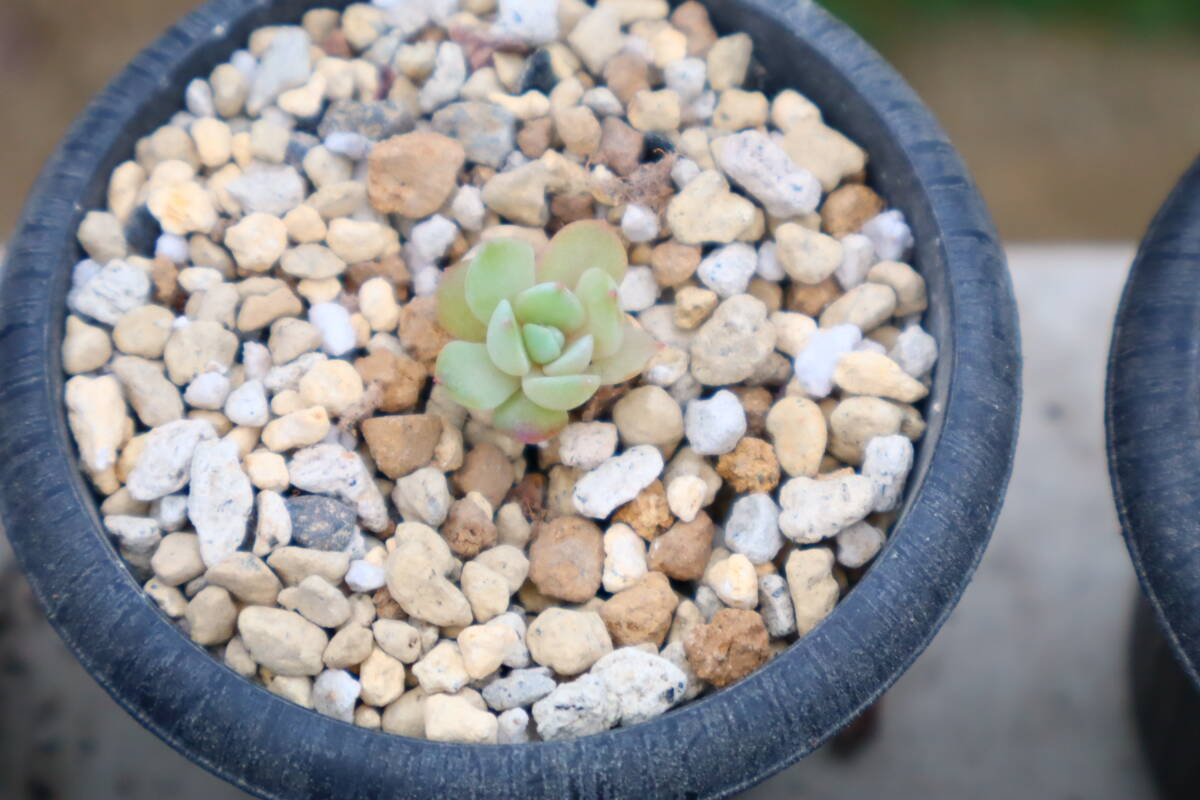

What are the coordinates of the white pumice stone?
(862, 434, 914, 513)
(793, 324, 862, 398)
(684, 390, 746, 456)
(723, 493, 783, 564)
(861, 209, 914, 262)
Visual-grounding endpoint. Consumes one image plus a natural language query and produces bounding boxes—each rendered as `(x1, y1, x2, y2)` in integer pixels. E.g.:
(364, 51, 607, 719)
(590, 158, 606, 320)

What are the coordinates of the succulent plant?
(434, 221, 658, 444)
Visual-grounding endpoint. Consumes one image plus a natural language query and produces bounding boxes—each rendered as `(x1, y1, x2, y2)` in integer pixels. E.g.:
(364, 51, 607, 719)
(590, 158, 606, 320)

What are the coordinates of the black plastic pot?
(0, 1, 1020, 797)
(1108, 156, 1200, 800)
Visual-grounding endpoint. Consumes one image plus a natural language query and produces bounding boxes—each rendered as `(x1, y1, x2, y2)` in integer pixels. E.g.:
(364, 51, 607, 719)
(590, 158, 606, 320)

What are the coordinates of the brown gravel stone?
(820, 184, 885, 237)
(684, 608, 770, 687)
(452, 443, 515, 509)
(716, 438, 781, 493)
(527, 516, 604, 603)
(599, 571, 679, 647)
(373, 587, 405, 620)
(650, 240, 701, 288)
(442, 497, 498, 558)
(597, 117, 645, 177)
(671, 1, 719, 57)
(367, 132, 466, 217)
(731, 386, 773, 436)
(507, 473, 546, 521)
(549, 194, 595, 227)
(786, 277, 842, 317)
(647, 512, 714, 581)
(579, 384, 630, 422)
(517, 117, 555, 159)
(362, 415, 442, 479)
(354, 350, 427, 413)
(150, 257, 180, 307)
(603, 52, 651, 106)
(398, 296, 453, 369)
(344, 254, 411, 294)
(612, 480, 673, 541)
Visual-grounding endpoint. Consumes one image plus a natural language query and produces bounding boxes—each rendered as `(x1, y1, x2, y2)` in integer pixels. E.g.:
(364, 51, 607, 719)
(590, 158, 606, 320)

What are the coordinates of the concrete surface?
(0, 245, 1160, 798)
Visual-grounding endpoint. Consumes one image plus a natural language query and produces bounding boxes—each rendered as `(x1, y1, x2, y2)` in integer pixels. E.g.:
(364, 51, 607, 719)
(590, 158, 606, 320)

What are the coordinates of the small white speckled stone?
(618, 266, 659, 312)
(313, 668, 360, 723)
(793, 324, 862, 399)
(602, 523, 648, 593)
(779, 474, 876, 544)
(572, 446, 664, 519)
(861, 210, 914, 263)
(836, 520, 886, 568)
(684, 390, 746, 456)
(862, 434, 914, 513)
(621, 204, 659, 244)
(696, 243, 757, 299)
(724, 493, 782, 564)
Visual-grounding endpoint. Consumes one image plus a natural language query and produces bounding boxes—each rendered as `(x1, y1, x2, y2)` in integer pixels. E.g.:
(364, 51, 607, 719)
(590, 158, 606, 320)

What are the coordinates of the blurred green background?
(825, 0, 1200, 34)
(1, 0, 1199, 242)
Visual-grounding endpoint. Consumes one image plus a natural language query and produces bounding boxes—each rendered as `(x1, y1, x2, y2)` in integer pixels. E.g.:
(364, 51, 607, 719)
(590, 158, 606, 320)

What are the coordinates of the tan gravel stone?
(867, 261, 928, 317)
(828, 396, 904, 465)
(238, 606, 329, 676)
(527, 608, 613, 675)
(360, 647, 407, 707)
(715, 437, 780, 493)
(362, 415, 442, 479)
(64, 315, 116, 377)
(832, 351, 929, 403)
(821, 184, 885, 237)
(452, 443, 514, 509)
(785, 547, 839, 636)
(647, 512, 713, 581)
(650, 240, 702, 287)
(683, 608, 768, 687)
(600, 571, 679, 647)
(442, 496, 499, 559)
(224, 213, 288, 273)
(368, 132, 466, 217)
(186, 586, 237, 645)
(528, 516, 603, 603)
(112, 306, 174, 359)
(766, 396, 827, 477)
(354, 350, 426, 412)
(262, 406, 331, 452)
(207, 551, 283, 605)
(612, 480, 673, 541)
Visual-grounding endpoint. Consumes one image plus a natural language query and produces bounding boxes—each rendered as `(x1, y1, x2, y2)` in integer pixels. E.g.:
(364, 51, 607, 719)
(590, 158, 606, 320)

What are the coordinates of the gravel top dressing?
(60, 0, 935, 744)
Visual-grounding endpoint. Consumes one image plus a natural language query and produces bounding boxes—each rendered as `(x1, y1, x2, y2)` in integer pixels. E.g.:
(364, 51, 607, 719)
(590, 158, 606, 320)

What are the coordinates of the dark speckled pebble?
(519, 48, 556, 95)
(316, 99, 414, 141)
(286, 495, 358, 551)
(642, 132, 675, 163)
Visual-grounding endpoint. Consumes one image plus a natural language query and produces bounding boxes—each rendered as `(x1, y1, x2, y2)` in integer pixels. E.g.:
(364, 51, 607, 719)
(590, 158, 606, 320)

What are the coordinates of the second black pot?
(1109, 156, 1200, 800)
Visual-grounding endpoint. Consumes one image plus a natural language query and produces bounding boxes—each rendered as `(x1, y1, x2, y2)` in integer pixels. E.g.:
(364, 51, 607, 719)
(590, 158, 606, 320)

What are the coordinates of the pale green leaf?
(576, 268, 624, 359)
(492, 392, 569, 444)
(592, 318, 660, 384)
(435, 341, 520, 410)
(538, 220, 628, 288)
(522, 373, 601, 411)
(465, 239, 536, 323)
(512, 283, 586, 332)
(543, 334, 594, 376)
(436, 262, 487, 342)
(486, 300, 531, 377)
(522, 324, 566, 364)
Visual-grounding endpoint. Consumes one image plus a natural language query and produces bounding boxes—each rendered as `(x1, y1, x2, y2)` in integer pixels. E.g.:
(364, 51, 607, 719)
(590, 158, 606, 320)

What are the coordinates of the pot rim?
(1107, 155, 1200, 688)
(0, 0, 1020, 797)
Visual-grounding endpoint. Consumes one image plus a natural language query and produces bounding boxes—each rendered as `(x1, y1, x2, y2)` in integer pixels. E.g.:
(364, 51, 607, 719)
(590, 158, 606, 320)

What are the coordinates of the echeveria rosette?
(434, 221, 659, 443)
